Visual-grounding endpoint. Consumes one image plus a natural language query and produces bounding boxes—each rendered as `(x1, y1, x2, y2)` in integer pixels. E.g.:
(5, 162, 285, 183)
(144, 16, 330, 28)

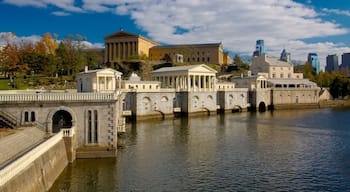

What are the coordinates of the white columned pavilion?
(150, 64, 217, 93)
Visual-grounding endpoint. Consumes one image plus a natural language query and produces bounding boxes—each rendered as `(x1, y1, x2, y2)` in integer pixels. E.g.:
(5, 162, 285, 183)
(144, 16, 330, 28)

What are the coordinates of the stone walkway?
(0, 127, 46, 167)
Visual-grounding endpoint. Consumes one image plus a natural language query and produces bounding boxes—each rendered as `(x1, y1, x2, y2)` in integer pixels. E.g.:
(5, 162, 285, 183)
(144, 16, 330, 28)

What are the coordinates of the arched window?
(161, 96, 168, 102)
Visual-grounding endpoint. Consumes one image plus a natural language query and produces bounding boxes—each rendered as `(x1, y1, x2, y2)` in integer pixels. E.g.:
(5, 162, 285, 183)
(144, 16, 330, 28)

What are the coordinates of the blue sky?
(1, 0, 350, 69)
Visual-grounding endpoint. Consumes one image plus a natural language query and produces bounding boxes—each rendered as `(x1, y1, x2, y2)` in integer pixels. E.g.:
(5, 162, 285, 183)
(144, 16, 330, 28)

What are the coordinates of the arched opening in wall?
(52, 110, 73, 133)
(232, 106, 242, 113)
(192, 96, 200, 109)
(142, 97, 152, 112)
(258, 102, 266, 112)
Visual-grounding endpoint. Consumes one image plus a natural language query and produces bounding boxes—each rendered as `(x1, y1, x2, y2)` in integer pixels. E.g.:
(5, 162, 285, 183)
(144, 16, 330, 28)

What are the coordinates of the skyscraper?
(280, 49, 291, 63)
(341, 53, 350, 76)
(341, 53, 350, 69)
(325, 54, 339, 72)
(253, 40, 265, 57)
(308, 53, 320, 74)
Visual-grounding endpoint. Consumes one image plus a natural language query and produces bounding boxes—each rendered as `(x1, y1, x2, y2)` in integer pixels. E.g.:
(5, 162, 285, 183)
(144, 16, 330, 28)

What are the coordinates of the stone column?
(122, 42, 126, 59)
(117, 43, 121, 60)
(115, 43, 118, 60)
(187, 76, 190, 91)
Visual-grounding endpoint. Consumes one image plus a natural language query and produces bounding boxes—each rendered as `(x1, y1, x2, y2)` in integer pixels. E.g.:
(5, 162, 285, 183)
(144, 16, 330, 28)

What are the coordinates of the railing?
(0, 111, 17, 128)
(62, 127, 75, 137)
(0, 131, 63, 186)
(0, 92, 120, 102)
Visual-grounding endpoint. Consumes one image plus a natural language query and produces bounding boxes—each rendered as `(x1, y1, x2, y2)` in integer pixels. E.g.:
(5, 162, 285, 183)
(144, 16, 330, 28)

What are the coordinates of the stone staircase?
(0, 111, 17, 129)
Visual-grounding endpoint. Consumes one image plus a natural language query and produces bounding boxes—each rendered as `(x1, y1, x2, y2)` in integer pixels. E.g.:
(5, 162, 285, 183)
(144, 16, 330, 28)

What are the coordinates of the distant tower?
(308, 53, 320, 74)
(341, 53, 350, 69)
(325, 54, 339, 72)
(280, 49, 291, 63)
(253, 40, 265, 56)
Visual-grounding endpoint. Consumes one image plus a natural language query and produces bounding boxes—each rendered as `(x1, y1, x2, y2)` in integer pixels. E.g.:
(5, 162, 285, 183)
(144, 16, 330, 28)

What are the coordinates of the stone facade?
(0, 91, 122, 155)
(103, 30, 229, 65)
(104, 30, 160, 63)
(251, 54, 303, 79)
(77, 67, 122, 93)
(149, 43, 226, 65)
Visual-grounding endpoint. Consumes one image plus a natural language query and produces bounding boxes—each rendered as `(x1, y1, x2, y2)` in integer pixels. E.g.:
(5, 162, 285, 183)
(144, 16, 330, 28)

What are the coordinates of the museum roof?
(79, 68, 122, 75)
(151, 64, 217, 73)
(151, 43, 222, 49)
(104, 30, 160, 46)
(268, 78, 317, 86)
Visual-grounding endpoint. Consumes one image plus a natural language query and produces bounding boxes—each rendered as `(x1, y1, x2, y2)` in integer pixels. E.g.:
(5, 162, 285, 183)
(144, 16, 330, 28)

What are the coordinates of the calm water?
(50, 108, 350, 192)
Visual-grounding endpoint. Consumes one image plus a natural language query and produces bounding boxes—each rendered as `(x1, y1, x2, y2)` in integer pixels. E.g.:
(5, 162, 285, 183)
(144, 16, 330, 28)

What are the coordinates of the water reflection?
(50, 108, 350, 192)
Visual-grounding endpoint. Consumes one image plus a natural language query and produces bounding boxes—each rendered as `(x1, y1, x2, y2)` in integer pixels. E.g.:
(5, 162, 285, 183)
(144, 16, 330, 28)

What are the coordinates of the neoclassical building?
(149, 43, 229, 65)
(104, 30, 230, 65)
(104, 30, 160, 63)
(251, 54, 303, 79)
(76, 67, 122, 93)
(150, 64, 217, 92)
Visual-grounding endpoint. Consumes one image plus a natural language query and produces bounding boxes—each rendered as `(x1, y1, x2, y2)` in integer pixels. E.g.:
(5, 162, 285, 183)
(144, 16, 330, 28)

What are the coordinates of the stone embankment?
(319, 99, 350, 108)
(0, 128, 68, 192)
(273, 99, 350, 110)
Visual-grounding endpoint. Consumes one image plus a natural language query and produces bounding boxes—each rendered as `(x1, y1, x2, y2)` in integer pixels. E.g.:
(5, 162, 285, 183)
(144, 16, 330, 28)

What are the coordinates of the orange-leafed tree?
(0, 44, 19, 78)
(42, 33, 58, 55)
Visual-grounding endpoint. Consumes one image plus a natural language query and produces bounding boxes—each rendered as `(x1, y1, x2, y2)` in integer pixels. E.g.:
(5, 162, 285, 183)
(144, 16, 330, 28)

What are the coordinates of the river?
(50, 108, 350, 191)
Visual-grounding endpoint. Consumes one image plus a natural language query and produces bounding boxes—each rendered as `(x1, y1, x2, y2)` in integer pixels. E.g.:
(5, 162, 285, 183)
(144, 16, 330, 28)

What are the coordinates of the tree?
(329, 76, 350, 98)
(233, 55, 249, 70)
(0, 44, 19, 78)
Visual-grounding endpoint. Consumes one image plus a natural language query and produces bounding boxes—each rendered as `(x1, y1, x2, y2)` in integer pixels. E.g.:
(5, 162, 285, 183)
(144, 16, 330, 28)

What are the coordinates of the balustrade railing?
(0, 111, 18, 128)
(0, 92, 120, 102)
(62, 127, 75, 137)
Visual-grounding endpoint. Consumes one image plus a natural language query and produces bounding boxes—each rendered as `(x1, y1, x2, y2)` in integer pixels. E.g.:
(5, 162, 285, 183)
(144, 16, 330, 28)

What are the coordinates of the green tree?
(329, 76, 350, 98)
(56, 34, 87, 77)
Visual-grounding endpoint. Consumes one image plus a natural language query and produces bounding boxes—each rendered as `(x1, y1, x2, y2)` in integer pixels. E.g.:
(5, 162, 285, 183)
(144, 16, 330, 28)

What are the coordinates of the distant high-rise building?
(341, 53, 350, 76)
(325, 54, 339, 72)
(280, 49, 291, 63)
(341, 53, 350, 69)
(308, 53, 320, 74)
(253, 40, 265, 57)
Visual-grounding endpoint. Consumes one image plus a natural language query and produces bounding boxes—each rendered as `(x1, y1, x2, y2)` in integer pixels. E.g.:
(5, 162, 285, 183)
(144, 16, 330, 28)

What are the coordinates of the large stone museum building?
(104, 30, 230, 65)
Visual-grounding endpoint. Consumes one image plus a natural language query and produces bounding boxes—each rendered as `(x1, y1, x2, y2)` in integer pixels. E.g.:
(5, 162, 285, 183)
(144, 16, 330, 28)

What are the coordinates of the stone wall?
(0, 138, 68, 192)
(272, 88, 319, 105)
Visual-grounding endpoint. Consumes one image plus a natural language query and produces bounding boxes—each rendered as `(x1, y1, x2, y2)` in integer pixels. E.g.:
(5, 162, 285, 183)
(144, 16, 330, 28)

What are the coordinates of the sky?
(1, 0, 350, 69)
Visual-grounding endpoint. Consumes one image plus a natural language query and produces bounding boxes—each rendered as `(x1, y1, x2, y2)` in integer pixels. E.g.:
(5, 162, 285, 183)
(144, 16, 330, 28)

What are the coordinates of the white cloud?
(322, 8, 350, 17)
(3, 0, 84, 13)
(52, 11, 71, 16)
(0, 33, 104, 50)
(0, 32, 41, 46)
(3, 0, 350, 69)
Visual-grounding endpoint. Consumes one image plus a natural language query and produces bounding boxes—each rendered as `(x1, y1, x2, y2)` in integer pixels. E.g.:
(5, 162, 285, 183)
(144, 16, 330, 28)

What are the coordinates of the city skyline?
(1, 0, 350, 68)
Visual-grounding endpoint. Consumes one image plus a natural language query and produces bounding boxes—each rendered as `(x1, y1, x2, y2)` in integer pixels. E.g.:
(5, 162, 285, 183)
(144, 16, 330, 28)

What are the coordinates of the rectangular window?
(88, 110, 92, 143)
(94, 110, 98, 143)
(24, 112, 29, 122)
(31, 111, 35, 122)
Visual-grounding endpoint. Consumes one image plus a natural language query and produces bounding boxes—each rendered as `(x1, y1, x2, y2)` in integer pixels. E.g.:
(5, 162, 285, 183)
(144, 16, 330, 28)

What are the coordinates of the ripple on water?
(50, 109, 350, 192)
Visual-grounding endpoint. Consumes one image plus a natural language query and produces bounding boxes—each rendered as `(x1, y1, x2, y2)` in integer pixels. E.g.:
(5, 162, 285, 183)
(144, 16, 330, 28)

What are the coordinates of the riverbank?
(271, 99, 350, 110)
